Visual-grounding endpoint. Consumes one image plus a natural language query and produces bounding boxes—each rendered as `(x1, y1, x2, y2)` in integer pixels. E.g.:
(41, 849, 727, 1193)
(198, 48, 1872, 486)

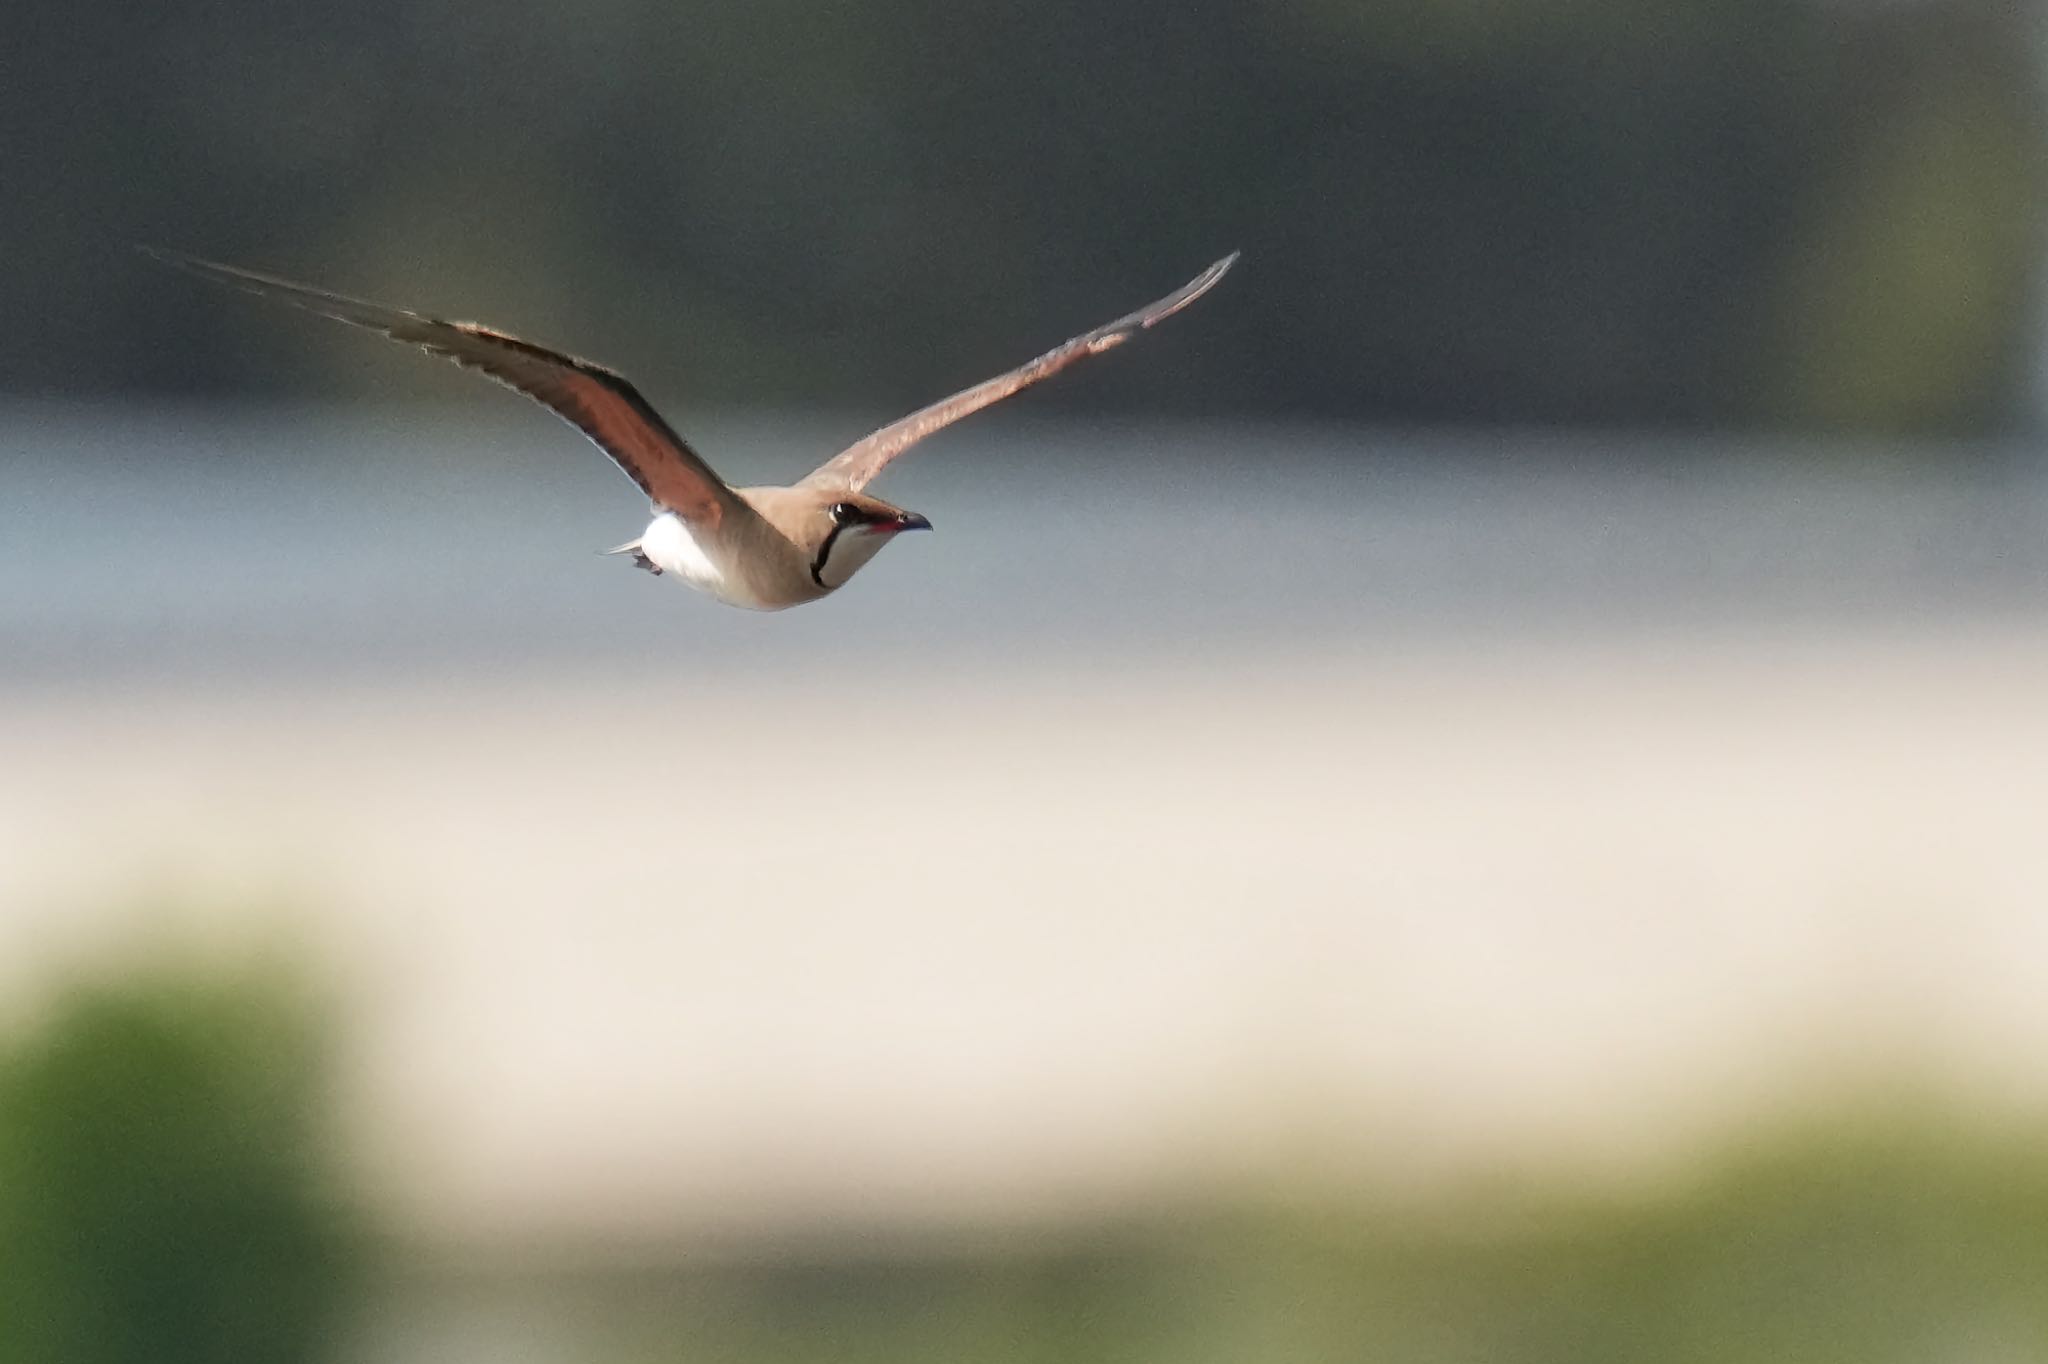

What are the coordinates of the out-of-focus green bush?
(0, 962, 356, 1364)
(492, 1098, 2048, 1364)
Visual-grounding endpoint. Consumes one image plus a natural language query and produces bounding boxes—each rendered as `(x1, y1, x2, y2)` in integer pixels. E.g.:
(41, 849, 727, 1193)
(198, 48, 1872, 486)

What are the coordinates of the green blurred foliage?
(462, 1100, 2048, 1364)
(0, 965, 355, 1364)
(11, 0, 2043, 435)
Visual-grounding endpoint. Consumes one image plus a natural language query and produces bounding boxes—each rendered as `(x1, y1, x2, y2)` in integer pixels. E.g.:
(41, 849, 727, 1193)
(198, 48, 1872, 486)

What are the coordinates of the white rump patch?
(638, 512, 726, 593)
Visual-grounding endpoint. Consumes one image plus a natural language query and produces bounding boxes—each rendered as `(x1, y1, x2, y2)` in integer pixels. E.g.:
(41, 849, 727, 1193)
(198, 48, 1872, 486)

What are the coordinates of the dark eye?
(829, 502, 860, 525)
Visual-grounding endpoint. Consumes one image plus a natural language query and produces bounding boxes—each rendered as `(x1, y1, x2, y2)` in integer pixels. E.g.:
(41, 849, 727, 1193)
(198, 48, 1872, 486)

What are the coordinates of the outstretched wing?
(802, 253, 1239, 493)
(142, 247, 741, 528)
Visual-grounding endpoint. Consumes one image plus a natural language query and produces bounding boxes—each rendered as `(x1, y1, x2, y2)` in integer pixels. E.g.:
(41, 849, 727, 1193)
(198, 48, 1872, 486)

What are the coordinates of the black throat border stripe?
(809, 525, 847, 589)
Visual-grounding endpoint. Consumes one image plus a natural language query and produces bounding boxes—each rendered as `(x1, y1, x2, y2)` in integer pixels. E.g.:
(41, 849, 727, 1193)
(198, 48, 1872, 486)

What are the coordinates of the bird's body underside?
(144, 245, 1237, 611)
(626, 489, 901, 611)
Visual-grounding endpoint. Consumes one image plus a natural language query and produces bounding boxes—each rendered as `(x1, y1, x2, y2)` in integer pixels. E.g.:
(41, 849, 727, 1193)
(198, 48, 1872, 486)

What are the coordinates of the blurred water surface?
(6, 406, 2048, 686)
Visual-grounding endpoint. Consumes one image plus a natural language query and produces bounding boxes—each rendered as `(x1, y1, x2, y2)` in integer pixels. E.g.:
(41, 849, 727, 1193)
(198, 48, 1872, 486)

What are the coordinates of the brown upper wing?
(143, 247, 738, 527)
(802, 253, 1238, 493)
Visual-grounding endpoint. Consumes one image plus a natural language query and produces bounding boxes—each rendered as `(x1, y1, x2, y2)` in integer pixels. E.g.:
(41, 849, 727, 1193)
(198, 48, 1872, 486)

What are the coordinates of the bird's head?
(801, 490, 932, 591)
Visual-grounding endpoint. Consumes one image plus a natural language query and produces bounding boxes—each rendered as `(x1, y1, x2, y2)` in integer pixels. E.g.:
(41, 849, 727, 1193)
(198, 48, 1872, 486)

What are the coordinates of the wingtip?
(135, 243, 233, 282)
(1148, 250, 1240, 324)
(1184, 251, 1240, 299)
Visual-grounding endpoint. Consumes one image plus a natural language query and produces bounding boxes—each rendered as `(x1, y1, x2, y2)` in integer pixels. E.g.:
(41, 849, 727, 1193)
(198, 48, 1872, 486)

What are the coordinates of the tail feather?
(602, 538, 662, 576)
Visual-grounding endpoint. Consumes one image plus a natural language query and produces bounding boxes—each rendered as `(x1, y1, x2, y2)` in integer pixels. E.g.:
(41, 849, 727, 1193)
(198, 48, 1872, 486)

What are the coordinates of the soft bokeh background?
(7, 1, 2048, 1360)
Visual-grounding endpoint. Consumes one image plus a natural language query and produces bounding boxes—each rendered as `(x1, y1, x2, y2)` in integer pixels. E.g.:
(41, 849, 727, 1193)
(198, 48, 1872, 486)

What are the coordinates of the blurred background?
(7, 0, 2048, 1360)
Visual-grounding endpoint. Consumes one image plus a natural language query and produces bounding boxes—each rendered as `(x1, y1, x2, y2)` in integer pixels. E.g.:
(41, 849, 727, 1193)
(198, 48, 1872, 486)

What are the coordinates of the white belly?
(637, 512, 785, 611)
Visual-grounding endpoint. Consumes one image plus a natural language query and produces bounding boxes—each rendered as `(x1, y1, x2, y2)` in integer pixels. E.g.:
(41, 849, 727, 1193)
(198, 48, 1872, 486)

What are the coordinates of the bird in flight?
(144, 246, 1238, 611)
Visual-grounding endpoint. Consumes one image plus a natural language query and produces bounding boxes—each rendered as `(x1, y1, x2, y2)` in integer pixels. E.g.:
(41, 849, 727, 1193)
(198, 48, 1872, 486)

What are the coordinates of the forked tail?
(601, 538, 662, 576)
